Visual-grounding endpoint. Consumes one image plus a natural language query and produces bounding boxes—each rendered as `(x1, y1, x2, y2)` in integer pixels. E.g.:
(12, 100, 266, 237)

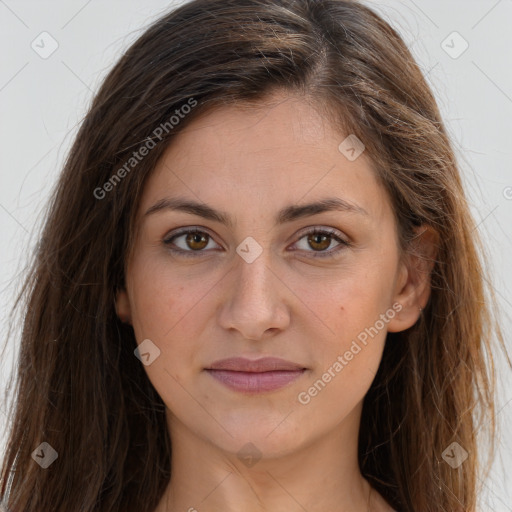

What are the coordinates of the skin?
(116, 90, 436, 512)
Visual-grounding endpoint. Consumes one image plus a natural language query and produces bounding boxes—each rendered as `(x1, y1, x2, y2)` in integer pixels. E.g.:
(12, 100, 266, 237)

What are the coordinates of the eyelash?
(163, 227, 351, 259)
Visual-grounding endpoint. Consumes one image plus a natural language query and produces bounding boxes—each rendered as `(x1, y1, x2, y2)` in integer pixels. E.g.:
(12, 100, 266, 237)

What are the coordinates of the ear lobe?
(387, 224, 439, 333)
(115, 288, 132, 324)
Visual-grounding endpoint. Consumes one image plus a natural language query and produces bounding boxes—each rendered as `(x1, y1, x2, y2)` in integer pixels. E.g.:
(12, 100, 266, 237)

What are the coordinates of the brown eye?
(163, 229, 220, 257)
(185, 232, 209, 250)
(307, 232, 332, 251)
(292, 228, 351, 259)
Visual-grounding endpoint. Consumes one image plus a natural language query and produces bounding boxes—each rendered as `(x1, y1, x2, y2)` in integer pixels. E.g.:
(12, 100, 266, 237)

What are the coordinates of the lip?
(207, 357, 305, 372)
(205, 357, 307, 393)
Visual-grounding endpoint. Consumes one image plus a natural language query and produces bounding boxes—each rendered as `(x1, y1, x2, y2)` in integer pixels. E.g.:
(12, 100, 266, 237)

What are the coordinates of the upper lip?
(206, 357, 306, 372)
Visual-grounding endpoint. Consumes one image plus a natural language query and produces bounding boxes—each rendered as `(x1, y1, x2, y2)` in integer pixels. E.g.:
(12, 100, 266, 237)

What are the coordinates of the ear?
(387, 224, 439, 333)
(115, 288, 132, 324)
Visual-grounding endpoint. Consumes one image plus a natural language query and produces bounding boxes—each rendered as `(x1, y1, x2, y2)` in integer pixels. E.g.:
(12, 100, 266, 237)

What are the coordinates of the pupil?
(310, 234, 329, 250)
(187, 232, 207, 250)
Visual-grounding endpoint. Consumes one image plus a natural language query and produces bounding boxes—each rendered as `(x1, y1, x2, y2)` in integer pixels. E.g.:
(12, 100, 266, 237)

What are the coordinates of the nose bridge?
(234, 242, 275, 304)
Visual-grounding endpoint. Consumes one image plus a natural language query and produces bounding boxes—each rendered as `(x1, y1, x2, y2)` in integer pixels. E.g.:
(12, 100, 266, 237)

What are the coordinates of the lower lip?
(205, 369, 306, 393)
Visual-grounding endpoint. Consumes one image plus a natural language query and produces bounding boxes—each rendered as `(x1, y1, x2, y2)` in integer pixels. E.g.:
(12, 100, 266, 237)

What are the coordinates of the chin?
(198, 410, 316, 459)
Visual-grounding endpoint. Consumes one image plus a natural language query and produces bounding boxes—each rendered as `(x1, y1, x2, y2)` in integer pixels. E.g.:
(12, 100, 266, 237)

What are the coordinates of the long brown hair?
(1, 0, 507, 510)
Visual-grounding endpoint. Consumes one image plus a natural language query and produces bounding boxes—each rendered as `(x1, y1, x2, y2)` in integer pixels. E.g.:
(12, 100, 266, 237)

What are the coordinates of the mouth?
(205, 357, 308, 393)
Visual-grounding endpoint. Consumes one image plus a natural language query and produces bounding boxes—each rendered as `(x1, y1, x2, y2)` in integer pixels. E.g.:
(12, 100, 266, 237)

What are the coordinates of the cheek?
(297, 285, 389, 421)
(128, 255, 214, 341)
(127, 258, 223, 393)
(294, 258, 394, 394)
(299, 264, 394, 344)
(126, 263, 205, 416)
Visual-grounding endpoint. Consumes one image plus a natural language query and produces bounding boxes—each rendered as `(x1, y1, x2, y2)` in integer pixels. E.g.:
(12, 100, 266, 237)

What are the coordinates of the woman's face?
(117, 91, 425, 459)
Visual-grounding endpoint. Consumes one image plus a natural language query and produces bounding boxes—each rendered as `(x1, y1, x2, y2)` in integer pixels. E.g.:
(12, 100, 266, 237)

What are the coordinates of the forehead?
(139, 93, 392, 226)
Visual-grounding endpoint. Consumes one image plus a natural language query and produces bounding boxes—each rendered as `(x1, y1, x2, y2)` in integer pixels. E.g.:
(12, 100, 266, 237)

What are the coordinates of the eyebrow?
(144, 196, 369, 227)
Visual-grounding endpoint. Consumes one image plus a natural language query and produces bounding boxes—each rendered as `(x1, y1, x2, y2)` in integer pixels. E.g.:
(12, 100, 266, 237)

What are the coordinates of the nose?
(217, 249, 291, 341)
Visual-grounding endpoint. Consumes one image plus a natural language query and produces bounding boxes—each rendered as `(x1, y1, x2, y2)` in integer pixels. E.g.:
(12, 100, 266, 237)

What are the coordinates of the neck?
(156, 404, 374, 512)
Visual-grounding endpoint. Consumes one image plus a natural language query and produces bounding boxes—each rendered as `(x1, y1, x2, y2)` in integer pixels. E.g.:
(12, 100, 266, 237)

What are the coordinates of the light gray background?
(0, 1, 511, 509)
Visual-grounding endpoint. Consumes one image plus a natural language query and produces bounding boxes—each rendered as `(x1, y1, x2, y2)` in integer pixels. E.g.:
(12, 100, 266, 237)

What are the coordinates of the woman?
(0, 0, 507, 510)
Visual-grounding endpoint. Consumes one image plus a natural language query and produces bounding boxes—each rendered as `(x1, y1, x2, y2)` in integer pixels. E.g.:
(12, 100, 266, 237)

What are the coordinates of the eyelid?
(163, 226, 222, 256)
(289, 226, 351, 258)
(293, 225, 347, 243)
